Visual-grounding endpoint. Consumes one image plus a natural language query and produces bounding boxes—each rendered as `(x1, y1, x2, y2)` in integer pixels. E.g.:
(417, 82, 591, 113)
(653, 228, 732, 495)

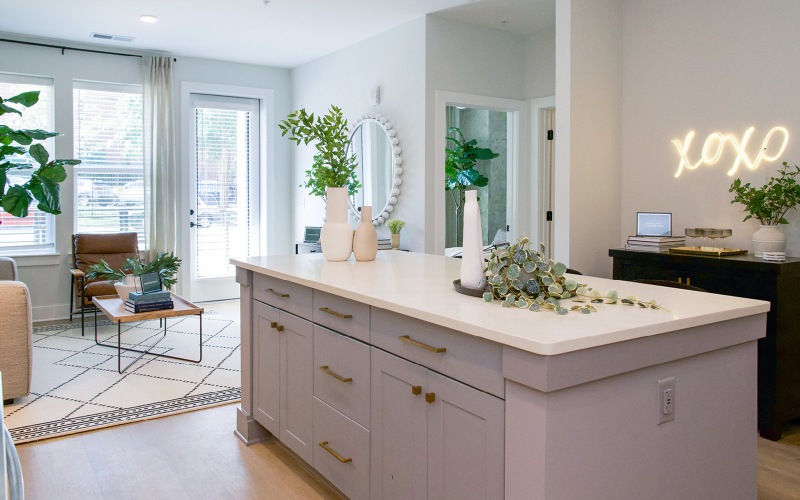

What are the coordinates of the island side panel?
(506, 337, 758, 499)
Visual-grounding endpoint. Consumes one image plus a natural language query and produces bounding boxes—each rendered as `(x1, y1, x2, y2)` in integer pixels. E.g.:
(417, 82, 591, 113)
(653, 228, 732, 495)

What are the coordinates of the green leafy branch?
(85, 252, 182, 290)
(729, 161, 800, 225)
(0, 91, 80, 218)
(278, 105, 361, 198)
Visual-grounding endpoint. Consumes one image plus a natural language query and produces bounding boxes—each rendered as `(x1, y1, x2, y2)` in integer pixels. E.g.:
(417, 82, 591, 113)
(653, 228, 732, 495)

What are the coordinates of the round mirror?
(348, 113, 403, 226)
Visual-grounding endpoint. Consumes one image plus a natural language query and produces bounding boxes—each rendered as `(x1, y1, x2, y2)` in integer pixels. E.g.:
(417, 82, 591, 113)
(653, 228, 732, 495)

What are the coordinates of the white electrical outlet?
(658, 377, 676, 424)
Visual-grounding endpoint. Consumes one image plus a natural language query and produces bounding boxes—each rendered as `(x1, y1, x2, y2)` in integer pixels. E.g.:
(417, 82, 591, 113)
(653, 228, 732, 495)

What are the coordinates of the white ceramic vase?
(320, 187, 354, 261)
(752, 224, 787, 257)
(460, 190, 486, 289)
(353, 206, 378, 261)
(391, 233, 400, 250)
(113, 275, 137, 301)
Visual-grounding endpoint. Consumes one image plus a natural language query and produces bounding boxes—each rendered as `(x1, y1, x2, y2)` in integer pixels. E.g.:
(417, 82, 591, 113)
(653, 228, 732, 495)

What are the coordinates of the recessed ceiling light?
(140, 14, 158, 23)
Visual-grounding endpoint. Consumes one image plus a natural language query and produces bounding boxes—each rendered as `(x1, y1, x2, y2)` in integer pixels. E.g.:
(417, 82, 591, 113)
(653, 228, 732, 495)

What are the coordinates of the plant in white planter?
(729, 161, 800, 256)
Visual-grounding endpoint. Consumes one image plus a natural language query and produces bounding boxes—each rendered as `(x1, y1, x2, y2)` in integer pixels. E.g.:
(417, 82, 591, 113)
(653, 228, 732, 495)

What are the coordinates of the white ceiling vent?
(91, 32, 136, 42)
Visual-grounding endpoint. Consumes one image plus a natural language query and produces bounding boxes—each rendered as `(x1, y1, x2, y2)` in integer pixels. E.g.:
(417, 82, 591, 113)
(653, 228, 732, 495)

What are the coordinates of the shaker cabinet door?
(253, 301, 281, 436)
(279, 310, 314, 464)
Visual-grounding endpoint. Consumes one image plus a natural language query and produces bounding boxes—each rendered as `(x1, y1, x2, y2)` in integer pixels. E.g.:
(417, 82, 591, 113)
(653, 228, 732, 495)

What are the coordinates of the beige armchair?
(0, 257, 32, 404)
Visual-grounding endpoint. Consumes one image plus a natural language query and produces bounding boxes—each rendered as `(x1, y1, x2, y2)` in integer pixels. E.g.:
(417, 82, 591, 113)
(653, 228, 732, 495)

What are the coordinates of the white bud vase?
(353, 206, 378, 261)
(752, 224, 786, 257)
(320, 187, 353, 261)
(460, 190, 485, 289)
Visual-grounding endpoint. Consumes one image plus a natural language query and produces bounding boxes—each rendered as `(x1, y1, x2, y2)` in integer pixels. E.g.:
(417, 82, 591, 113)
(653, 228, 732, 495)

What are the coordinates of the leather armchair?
(0, 257, 32, 404)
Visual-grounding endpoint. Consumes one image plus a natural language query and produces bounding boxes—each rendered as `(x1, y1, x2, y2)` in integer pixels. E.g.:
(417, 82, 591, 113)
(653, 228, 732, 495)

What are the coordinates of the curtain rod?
(0, 37, 172, 60)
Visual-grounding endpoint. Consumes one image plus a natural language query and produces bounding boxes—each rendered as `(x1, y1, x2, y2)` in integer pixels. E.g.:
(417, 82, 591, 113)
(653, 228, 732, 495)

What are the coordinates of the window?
(73, 82, 145, 246)
(0, 74, 56, 252)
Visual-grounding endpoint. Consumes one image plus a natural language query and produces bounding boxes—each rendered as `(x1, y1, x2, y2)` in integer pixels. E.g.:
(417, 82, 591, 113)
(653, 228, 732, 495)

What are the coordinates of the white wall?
(290, 18, 427, 251)
(0, 40, 291, 320)
(621, 0, 800, 255)
(524, 26, 556, 100)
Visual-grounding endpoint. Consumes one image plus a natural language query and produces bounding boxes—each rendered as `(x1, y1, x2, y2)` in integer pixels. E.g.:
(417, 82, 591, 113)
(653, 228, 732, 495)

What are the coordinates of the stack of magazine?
(124, 290, 174, 313)
(625, 235, 686, 252)
(378, 239, 392, 250)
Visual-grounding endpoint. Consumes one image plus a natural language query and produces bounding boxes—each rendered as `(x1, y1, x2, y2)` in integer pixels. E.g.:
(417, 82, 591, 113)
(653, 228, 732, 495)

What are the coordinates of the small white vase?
(114, 275, 137, 301)
(752, 224, 787, 257)
(391, 233, 400, 250)
(460, 190, 485, 289)
(320, 187, 354, 261)
(353, 206, 378, 261)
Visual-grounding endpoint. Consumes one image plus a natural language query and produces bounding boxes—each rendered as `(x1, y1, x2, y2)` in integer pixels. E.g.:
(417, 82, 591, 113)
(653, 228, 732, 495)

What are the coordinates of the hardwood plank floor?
(15, 403, 800, 499)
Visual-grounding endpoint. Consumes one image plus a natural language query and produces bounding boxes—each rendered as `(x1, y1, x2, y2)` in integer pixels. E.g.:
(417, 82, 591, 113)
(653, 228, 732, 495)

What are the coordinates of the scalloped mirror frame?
(348, 113, 403, 226)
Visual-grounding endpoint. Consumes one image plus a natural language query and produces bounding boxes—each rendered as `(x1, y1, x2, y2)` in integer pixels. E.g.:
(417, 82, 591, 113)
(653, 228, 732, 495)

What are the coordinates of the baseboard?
(31, 302, 72, 323)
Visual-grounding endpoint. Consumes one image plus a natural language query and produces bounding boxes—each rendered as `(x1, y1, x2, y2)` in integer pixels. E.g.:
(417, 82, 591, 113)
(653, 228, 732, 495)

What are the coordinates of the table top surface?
(92, 293, 204, 323)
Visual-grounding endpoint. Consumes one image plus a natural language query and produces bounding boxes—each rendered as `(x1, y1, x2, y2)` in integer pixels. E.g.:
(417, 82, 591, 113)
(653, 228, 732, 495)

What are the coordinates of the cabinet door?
(371, 349, 428, 500)
(253, 301, 281, 436)
(279, 310, 314, 464)
(427, 371, 505, 500)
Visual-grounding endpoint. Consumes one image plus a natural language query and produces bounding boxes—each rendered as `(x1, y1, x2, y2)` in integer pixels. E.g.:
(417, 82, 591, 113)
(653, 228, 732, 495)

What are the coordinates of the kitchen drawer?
(253, 273, 312, 319)
(371, 308, 504, 399)
(314, 325, 371, 428)
(313, 290, 370, 343)
(313, 397, 370, 500)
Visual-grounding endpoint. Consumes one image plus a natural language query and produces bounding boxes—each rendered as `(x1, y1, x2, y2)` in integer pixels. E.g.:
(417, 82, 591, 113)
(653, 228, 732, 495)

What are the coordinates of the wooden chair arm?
(70, 268, 85, 278)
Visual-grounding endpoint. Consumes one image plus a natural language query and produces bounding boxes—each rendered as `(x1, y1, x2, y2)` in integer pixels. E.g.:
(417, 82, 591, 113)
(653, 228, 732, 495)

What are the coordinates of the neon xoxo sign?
(671, 126, 789, 178)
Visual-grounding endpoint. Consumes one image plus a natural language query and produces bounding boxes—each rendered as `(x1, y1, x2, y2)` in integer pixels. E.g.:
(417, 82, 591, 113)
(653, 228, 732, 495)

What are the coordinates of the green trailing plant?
(0, 91, 80, 218)
(279, 105, 361, 198)
(386, 219, 405, 234)
(483, 237, 664, 315)
(85, 252, 182, 290)
(729, 161, 800, 225)
(444, 127, 499, 244)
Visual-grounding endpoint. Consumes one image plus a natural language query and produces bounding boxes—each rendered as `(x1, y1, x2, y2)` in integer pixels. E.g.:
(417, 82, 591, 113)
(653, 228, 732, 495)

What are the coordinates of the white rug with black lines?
(2, 302, 241, 444)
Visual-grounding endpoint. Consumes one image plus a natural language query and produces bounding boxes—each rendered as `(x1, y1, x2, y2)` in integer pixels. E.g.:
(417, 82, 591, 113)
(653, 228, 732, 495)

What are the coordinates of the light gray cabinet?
(370, 348, 505, 500)
(253, 300, 314, 464)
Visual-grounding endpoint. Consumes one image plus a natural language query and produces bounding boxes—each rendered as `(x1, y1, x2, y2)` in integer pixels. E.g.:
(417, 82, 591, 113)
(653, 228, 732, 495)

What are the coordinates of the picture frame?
(136, 272, 163, 294)
(636, 212, 672, 237)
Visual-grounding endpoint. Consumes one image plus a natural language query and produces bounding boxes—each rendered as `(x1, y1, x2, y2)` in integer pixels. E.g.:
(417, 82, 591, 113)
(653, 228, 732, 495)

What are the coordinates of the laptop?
(304, 226, 322, 243)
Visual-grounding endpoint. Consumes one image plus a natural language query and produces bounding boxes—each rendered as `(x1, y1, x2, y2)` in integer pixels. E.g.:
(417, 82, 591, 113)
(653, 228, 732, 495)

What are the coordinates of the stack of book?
(378, 239, 392, 250)
(762, 251, 786, 262)
(625, 235, 686, 252)
(124, 290, 174, 313)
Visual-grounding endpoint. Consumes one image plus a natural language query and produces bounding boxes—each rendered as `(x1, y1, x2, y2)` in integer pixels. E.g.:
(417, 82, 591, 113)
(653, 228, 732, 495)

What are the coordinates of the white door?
(187, 93, 259, 301)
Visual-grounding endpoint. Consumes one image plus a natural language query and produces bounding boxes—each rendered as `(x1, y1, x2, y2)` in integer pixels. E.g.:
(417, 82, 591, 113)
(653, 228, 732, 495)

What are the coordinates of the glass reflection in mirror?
(348, 118, 396, 223)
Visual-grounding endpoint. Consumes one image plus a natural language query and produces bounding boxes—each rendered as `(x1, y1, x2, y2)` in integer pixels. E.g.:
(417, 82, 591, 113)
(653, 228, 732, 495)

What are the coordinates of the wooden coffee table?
(92, 293, 204, 373)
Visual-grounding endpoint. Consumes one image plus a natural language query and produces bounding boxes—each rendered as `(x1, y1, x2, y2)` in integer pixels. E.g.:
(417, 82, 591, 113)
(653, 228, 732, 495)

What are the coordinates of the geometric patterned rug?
(2, 300, 241, 444)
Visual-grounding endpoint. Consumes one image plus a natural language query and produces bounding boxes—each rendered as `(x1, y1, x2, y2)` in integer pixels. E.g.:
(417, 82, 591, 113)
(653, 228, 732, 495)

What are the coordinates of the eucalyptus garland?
(483, 237, 663, 315)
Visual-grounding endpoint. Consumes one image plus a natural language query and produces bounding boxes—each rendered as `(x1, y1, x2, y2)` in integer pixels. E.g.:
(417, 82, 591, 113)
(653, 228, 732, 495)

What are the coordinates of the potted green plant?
(386, 219, 405, 249)
(445, 127, 499, 245)
(729, 161, 800, 256)
(85, 252, 182, 297)
(0, 91, 80, 219)
(279, 105, 361, 261)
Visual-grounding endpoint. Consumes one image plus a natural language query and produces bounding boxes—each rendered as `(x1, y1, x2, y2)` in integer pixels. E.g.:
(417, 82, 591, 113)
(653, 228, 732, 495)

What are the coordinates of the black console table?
(609, 248, 800, 441)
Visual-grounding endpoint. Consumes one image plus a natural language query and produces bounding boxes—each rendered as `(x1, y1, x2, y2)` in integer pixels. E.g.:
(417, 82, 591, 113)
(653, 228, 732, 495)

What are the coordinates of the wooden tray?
(668, 246, 748, 256)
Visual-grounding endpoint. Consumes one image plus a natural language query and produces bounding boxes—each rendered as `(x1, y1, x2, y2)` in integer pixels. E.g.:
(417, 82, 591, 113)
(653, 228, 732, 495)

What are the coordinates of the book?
(627, 236, 686, 244)
(125, 300, 174, 313)
(127, 290, 171, 303)
(625, 244, 671, 252)
(625, 240, 685, 247)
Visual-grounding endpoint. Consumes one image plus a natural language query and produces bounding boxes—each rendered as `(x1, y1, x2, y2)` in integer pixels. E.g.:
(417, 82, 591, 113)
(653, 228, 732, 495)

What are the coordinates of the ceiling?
(0, 0, 554, 69)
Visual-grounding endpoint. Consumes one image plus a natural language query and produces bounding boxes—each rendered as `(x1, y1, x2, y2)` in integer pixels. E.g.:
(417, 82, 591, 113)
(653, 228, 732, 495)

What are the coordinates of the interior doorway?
(531, 96, 556, 258)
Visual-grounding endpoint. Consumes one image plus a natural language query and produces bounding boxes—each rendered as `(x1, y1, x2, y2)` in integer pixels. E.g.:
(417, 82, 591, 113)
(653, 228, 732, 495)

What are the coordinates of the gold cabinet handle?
(276, 324, 284, 332)
(425, 392, 436, 404)
(677, 278, 683, 284)
(412, 385, 422, 395)
(319, 307, 352, 319)
(320, 365, 352, 383)
(266, 288, 289, 298)
(399, 335, 446, 353)
(319, 441, 352, 463)
(270, 322, 278, 328)
(686, 277, 692, 286)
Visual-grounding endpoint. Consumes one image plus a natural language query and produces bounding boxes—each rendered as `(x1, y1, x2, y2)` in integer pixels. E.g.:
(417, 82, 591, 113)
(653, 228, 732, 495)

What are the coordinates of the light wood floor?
(15, 404, 800, 499)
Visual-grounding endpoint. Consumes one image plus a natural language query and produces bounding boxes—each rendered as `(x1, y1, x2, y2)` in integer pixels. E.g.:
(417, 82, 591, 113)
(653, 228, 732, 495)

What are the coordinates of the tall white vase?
(320, 187, 353, 261)
(353, 206, 378, 261)
(752, 224, 787, 257)
(460, 190, 485, 289)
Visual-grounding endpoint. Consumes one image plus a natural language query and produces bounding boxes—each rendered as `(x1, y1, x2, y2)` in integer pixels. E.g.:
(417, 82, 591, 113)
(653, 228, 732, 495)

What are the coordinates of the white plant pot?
(320, 187, 353, 261)
(113, 275, 137, 301)
(752, 224, 787, 257)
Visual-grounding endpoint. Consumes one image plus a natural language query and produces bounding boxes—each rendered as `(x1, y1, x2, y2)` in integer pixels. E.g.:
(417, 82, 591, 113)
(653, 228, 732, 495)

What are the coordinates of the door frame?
(531, 96, 556, 257)
(433, 91, 529, 255)
(179, 82, 274, 301)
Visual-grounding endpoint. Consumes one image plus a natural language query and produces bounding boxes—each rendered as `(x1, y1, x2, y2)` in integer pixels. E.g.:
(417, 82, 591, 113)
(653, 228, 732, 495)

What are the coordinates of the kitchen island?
(232, 251, 768, 499)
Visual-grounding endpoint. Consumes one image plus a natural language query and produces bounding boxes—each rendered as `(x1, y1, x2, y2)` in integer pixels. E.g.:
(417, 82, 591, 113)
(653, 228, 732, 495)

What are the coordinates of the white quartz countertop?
(231, 251, 769, 355)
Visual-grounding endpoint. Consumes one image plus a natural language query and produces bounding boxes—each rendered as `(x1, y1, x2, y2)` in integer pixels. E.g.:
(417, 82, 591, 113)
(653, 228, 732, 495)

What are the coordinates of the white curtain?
(143, 56, 178, 261)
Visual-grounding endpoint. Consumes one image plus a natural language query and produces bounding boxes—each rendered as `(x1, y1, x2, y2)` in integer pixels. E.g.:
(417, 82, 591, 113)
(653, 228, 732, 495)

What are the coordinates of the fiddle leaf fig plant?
(483, 237, 664, 315)
(278, 105, 361, 198)
(0, 91, 80, 218)
(729, 161, 800, 225)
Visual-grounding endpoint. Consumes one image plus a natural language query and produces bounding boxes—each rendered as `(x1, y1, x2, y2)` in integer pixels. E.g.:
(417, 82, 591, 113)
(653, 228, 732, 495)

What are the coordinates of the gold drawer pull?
(320, 365, 352, 383)
(266, 288, 289, 298)
(412, 385, 422, 395)
(276, 325, 284, 332)
(425, 392, 436, 404)
(399, 335, 446, 353)
(319, 307, 352, 319)
(270, 322, 278, 328)
(319, 441, 352, 463)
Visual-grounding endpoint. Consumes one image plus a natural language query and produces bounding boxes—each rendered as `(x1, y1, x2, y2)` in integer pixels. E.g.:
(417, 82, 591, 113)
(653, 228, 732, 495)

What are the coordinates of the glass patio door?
(186, 93, 259, 302)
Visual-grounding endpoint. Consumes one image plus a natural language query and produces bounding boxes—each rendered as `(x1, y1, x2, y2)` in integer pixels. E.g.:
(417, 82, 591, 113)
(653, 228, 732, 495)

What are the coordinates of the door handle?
(190, 221, 205, 228)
